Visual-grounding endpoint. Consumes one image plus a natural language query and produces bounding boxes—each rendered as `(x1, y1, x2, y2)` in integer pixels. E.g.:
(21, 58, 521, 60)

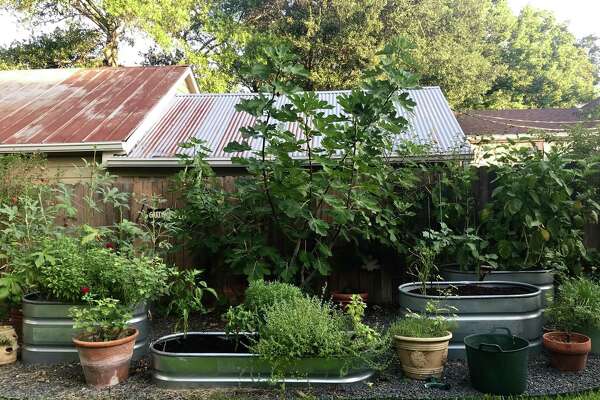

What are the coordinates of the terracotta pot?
(331, 291, 368, 310)
(0, 325, 18, 365)
(543, 331, 591, 372)
(73, 328, 139, 388)
(393, 332, 452, 380)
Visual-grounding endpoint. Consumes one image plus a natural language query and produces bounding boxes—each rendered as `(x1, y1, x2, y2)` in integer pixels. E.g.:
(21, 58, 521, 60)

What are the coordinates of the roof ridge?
(174, 86, 441, 98)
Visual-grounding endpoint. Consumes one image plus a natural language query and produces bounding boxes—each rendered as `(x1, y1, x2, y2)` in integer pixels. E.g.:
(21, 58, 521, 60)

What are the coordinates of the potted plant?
(70, 296, 138, 388)
(388, 302, 454, 380)
(0, 325, 17, 365)
(543, 278, 594, 371)
(151, 281, 385, 387)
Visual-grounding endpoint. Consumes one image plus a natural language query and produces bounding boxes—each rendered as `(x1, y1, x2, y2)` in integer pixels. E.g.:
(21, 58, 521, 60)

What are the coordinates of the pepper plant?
(480, 142, 600, 273)
(177, 39, 424, 285)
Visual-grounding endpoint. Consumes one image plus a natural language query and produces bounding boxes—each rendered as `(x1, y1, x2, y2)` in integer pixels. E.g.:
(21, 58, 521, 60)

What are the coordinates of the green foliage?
(0, 25, 101, 70)
(249, 294, 386, 373)
(388, 302, 456, 338)
(547, 278, 600, 333)
(166, 269, 217, 333)
(1, 0, 194, 66)
(70, 295, 132, 342)
(409, 241, 440, 296)
(487, 7, 596, 108)
(177, 40, 423, 284)
(479, 143, 599, 273)
(225, 280, 304, 334)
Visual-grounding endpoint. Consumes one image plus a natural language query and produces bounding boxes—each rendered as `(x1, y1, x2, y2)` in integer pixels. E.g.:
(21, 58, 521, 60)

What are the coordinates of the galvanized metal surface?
(441, 268, 554, 307)
(399, 281, 544, 360)
(21, 294, 150, 364)
(0, 66, 189, 145)
(151, 332, 375, 388)
(127, 88, 471, 162)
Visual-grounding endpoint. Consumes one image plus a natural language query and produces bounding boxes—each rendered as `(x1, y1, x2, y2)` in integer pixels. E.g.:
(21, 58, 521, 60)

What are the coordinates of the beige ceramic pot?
(394, 332, 452, 380)
(73, 328, 139, 388)
(0, 325, 18, 365)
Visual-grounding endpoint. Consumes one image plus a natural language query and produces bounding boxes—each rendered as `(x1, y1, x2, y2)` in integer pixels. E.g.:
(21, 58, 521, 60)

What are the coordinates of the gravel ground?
(1, 310, 599, 400)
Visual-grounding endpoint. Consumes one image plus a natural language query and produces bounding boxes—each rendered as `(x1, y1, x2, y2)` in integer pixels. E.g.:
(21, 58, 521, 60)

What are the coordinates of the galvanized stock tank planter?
(399, 281, 543, 359)
(441, 268, 554, 307)
(151, 332, 375, 388)
(21, 294, 150, 364)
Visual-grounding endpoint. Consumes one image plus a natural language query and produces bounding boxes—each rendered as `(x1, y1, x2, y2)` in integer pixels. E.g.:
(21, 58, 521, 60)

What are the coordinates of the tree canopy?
(0, 25, 101, 70)
(0, 0, 597, 109)
(0, 0, 193, 66)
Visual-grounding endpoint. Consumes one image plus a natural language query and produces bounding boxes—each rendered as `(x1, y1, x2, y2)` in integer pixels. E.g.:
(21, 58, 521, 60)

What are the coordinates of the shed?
(0, 66, 198, 181)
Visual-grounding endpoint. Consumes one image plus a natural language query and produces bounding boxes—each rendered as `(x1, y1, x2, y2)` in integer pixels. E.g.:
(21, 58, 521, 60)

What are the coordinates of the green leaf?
(308, 218, 329, 236)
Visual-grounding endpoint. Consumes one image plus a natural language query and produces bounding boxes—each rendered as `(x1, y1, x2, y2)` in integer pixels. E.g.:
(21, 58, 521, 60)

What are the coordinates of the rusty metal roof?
(0, 66, 192, 149)
(125, 87, 471, 164)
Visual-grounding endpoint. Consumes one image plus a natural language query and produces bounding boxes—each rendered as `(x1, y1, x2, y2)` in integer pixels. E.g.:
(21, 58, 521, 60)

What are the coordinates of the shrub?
(225, 280, 304, 333)
(547, 277, 600, 332)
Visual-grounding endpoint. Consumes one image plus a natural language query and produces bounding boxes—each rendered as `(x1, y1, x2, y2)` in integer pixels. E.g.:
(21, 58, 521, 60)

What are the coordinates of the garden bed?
(1, 313, 600, 400)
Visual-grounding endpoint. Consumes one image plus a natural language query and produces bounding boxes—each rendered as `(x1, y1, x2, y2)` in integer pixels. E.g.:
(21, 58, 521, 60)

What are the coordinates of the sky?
(0, 1, 598, 66)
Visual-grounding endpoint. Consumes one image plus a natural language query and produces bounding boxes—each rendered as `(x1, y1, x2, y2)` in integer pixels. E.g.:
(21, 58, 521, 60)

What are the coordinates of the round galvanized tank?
(21, 293, 150, 364)
(441, 268, 554, 307)
(398, 281, 543, 359)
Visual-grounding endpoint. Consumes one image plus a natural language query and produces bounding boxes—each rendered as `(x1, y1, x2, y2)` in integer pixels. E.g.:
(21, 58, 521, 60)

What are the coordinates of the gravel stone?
(1, 312, 599, 400)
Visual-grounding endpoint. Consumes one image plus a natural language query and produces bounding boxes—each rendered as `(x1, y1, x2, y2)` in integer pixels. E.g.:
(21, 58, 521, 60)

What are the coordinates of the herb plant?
(388, 302, 455, 339)
(70, 295, 133, 342)
(547, 278, 600, 333)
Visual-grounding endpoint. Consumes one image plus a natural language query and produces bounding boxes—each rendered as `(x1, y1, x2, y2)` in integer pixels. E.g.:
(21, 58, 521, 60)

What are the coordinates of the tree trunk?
(102, 29, 119, 67)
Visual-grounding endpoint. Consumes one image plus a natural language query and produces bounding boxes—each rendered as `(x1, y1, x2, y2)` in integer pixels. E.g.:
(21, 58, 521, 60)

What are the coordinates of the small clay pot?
(0, 325, 18, 366)
(73, 328, 139, 388)
(331, 291, 368, 310)
(543, 331, 591, 372)
(394, 332, 452, 380)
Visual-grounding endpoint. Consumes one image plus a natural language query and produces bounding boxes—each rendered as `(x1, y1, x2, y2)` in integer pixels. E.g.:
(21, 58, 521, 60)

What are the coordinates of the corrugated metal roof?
(128, 87, 471, 162)
(0, 66, 191, 145)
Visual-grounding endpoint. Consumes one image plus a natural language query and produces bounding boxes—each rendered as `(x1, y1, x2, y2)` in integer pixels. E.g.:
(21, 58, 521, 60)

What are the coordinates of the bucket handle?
(489, 327, 512, 336)
(478, 343, 503, 353)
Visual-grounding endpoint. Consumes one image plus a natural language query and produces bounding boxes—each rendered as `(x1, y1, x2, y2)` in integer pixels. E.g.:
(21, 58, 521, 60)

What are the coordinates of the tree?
(0, 25, 101, 69)
(486, 7, 596, 109)
(384, 0, 514, 108)
(175, 40, 424, 285)
(1, 0, 193, 66)
(578, 35, 600, 85)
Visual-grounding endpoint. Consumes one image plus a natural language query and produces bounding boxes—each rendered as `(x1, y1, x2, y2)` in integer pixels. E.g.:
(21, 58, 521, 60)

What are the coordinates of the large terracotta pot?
(393, 332, 452, 380)
(73, 328, 139, 388)
(0, 325, 18, 365)
(543, 331, 591, 372)
(331, 291, 368, 310)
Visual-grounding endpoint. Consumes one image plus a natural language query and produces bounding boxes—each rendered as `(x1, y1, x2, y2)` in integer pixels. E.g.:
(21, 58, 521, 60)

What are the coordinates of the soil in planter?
(409, 284, 535, 297)
(157, 334, 254, 354)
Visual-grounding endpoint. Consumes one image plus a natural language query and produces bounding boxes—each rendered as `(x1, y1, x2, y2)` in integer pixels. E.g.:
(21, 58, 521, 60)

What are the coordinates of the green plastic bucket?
(464, 327, 529, 395)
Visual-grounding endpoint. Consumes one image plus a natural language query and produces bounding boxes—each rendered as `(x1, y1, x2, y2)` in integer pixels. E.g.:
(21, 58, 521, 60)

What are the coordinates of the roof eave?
(0, 141, 125, 154)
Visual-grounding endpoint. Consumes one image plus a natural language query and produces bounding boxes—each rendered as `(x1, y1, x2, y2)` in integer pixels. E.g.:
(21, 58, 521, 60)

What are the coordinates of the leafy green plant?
(547, 278, 600, 333)
(166, 269, 217, 333)
(388, 302, 456, 339)
(70, 295, 132, 342)
(175, 39, 424, 285)
(409, 242, 441, 296)
(480, 143, 599, 273)
(225, 280, 304, 334)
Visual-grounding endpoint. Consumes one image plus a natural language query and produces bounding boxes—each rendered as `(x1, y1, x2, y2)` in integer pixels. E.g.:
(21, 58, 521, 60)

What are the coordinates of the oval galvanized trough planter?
(21, 294, 150, 364)
(151, 332, 375, 388)
(441, 268, 554, 307)
(399, 281, 543, 360)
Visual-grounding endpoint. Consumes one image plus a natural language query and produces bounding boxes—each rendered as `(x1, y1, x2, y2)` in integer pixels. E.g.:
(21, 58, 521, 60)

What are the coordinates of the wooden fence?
(65, 169, 600, 305)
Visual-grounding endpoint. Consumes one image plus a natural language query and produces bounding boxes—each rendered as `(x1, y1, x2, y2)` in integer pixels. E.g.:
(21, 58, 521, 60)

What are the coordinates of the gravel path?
(1, 311, 599, 400)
